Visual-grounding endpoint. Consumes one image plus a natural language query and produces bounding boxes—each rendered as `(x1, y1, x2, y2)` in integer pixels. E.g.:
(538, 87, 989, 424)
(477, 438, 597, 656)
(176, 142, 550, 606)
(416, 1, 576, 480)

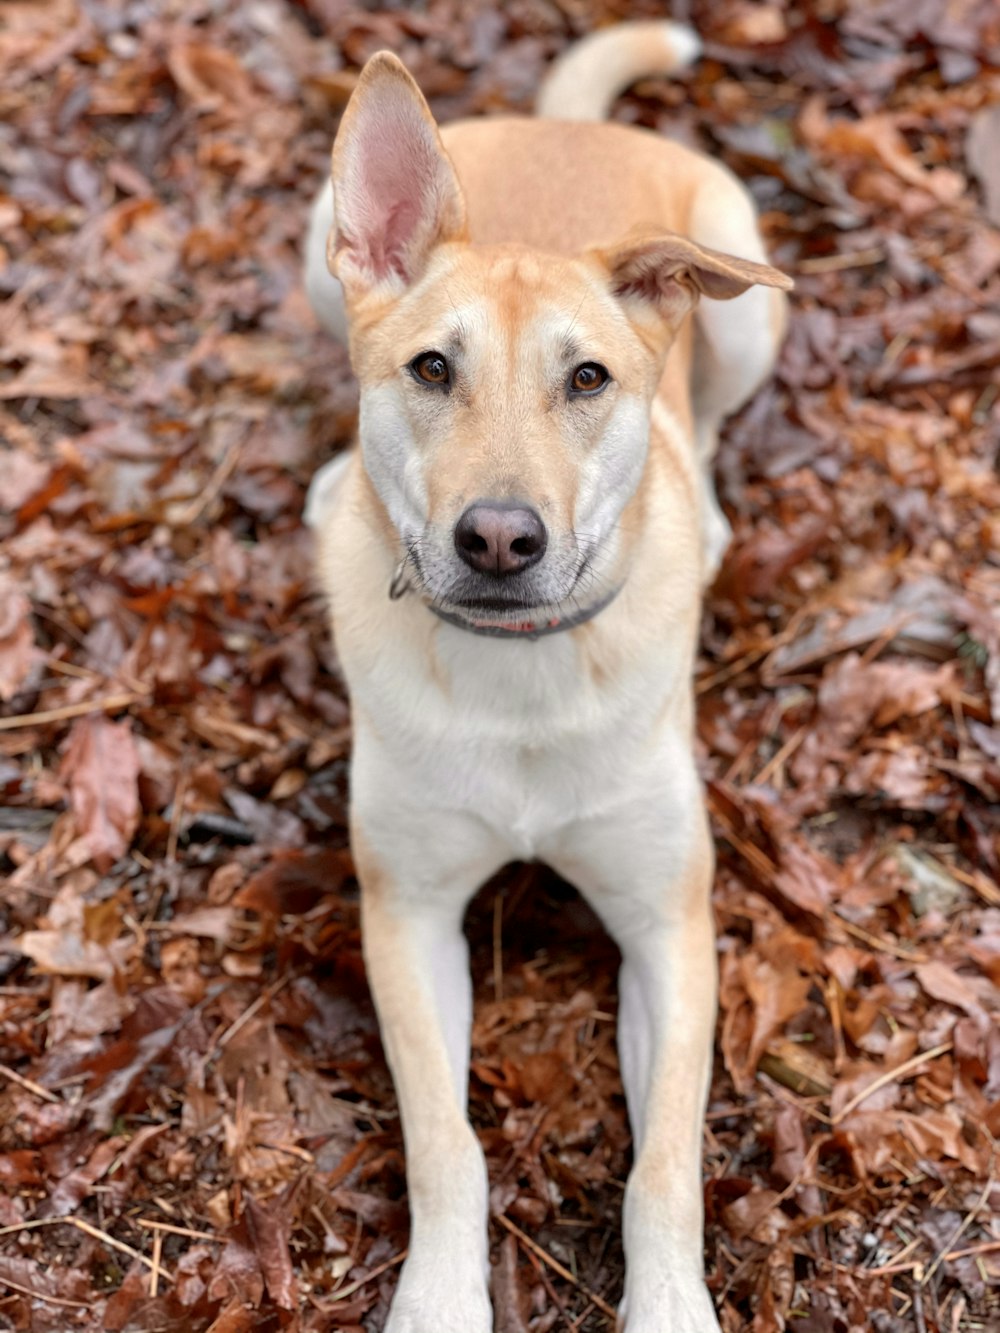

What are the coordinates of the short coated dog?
(303, 21, 792, 1333)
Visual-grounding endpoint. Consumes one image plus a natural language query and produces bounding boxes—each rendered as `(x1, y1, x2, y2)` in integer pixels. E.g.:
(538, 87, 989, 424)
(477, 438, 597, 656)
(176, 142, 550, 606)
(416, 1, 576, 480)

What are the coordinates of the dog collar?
(427, 585, 621, 641)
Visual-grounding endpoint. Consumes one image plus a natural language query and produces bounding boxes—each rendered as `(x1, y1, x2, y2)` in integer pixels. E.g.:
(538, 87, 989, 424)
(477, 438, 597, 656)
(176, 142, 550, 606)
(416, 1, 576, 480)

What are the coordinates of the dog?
(303, 20, 791, 1332)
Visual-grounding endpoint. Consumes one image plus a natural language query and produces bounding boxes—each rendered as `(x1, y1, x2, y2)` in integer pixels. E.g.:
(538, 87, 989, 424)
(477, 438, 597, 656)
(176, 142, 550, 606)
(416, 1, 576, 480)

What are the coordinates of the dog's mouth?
(451, 594, 542, 615)
(396, 545, 621, 638)
(411, 546, 595, 620)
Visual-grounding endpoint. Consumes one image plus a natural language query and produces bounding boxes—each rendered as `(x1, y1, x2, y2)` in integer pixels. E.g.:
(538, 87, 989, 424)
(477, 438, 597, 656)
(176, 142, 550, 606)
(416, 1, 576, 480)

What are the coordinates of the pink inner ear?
(340, 91, 449, 284)
(613, 256, 688, 310)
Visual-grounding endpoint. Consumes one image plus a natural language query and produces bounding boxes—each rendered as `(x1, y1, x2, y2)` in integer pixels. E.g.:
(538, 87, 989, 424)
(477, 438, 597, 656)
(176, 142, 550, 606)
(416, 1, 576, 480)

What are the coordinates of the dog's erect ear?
(329, 52, 466, 301)
(597, 232, 793, 326)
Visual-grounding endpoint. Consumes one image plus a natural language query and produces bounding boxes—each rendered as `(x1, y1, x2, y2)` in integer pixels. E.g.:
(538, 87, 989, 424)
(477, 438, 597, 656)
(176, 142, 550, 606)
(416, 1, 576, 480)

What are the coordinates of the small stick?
(70, 1217, 172, 1279)
(213, 973, 291, 1051)
(0, 1216, 171, 1280)
(523, 1245, 576, 1331)
(0, 1275, 90, 1309)
(135, 1219, 222, 1243)
(496, 1215, 618, 1321)
(834, 1043, 953, 1123)
(920, 1172, 994, 1288)
(0, 692, 146, 732)
(833, 916, 928, 965)
(912, 1280, 928, 1333)
(945, 1238, 1000, 1263)
(753, 725, 807, 788)
(0, 1063, 59, 1103)
(149, 1228, 163, 1298)
(327, 1249, 407, 1302)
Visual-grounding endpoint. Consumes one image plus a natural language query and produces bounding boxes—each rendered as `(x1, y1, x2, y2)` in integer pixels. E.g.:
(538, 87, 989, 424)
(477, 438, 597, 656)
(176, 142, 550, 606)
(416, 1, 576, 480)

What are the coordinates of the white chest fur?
(348, 595, 692, 859)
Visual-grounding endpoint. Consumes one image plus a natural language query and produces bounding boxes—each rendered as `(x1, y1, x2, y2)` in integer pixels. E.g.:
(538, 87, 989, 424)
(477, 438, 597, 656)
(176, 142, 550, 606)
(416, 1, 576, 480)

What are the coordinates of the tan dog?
(304, 21, 791, 1332)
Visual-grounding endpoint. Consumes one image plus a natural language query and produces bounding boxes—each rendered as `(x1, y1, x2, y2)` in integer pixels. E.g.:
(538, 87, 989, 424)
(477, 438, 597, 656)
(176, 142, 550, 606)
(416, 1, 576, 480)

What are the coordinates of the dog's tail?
(535, 21, 700, 122)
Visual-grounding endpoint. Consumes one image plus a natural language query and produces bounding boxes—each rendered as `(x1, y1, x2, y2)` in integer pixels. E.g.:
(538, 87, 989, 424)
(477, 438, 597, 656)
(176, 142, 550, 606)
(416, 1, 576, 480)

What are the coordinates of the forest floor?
(1, 1, 999, 1330)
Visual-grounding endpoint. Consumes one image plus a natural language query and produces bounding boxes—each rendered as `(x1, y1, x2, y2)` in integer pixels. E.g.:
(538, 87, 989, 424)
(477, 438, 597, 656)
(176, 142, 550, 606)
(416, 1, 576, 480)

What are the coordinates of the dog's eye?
(410, 352, 450, 387)
(569, 362, 609, 395)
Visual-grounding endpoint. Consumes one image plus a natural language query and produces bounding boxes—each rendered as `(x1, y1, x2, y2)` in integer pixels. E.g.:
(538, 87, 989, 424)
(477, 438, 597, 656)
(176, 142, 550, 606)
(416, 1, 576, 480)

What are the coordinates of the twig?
(797, 246, 885, 274)
(864, 1235, 923, 1276)
(0, 1063, 59, 1103)
(171, 433, 244, 527)
(135, 1219, 222, 1243)
(149, 1228, 163, 1298)
(920, 1172, 994, 1288)
(753, 725, 807, 788)
(0, 1218, 62, 1239)
(833, 916, 928, 964)
(0, 692, 147, 733)
(327, 1248, 407, 1302)
(496, 1215, 618, 1321)
(945, 1237, 1000, 1263)
(833, 1042, 953, 1124)
(0, 1216, 171, 1280)
(523, 1245, 576, 1331)
(944, 863, 1000, 908)
(70, 1217, 172, 1279)
(43, 657, 103, 681)
(166, 765, 190, 865)
(213, 972, 292, 1052)
(912, 1279, 928, 1333)
(0, 1275, 91, 1309)
(696, 644, 773, 695)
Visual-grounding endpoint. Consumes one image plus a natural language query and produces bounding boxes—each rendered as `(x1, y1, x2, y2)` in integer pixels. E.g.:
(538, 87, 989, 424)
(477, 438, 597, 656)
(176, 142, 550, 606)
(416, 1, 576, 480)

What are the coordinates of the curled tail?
(535, 20, 701, 122)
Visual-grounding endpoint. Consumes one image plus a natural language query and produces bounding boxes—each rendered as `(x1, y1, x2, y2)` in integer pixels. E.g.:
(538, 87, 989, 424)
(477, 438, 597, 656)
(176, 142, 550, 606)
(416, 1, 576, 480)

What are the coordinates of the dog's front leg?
(351, 751, 506, 1333)
(547, 756, 722, 1333)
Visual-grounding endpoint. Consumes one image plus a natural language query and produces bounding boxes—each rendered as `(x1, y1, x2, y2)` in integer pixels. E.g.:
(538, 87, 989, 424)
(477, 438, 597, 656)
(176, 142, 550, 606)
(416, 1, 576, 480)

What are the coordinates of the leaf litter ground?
(1, 1, 999, 1330)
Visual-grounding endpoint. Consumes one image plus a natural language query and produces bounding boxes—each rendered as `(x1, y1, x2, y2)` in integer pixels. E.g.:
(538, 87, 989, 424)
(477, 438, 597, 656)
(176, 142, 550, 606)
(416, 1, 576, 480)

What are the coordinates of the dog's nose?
(454, 502, 548, 576)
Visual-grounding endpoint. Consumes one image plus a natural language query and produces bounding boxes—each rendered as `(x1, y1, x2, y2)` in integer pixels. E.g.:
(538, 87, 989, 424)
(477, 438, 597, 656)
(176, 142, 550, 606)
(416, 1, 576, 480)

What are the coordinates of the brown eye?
(570, 362, 609, 395)
(410, 352, 450, 387)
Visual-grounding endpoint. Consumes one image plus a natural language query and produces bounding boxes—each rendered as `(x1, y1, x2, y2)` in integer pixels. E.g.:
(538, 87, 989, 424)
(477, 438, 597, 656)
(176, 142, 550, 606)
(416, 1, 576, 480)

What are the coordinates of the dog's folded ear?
(597, 232, 793, 326)
(329, 52, 467, 302)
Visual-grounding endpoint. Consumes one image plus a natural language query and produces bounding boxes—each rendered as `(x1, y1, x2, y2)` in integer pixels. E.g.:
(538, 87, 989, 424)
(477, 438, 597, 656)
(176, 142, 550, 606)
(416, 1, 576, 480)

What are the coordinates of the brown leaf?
(966, 104, 1000, 226)
(745, 958, 813, 1082)
(0, 570, 40, 702)
(246, 1192, 298, 1309)
(0, 449, 52, 514)
(723, 1187, 789, 1243)
(167, 41, 256, 111)
(915, 960, 990, 1023)
(207, 1225, 265, 1307)
(492, 1233, 530, 1333)
(18, 884, 137, 982)
(61, 715, 140, 871)
(205, 1299, 257, 1333)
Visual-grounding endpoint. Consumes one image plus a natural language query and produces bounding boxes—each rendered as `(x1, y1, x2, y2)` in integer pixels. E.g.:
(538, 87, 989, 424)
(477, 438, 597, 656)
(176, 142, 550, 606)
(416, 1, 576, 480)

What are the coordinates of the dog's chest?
(356, 621, 680, 856)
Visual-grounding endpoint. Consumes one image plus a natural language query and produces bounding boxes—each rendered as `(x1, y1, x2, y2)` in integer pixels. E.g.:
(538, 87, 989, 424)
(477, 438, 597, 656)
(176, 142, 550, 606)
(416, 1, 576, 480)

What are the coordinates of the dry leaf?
(61, 715, 140, 871)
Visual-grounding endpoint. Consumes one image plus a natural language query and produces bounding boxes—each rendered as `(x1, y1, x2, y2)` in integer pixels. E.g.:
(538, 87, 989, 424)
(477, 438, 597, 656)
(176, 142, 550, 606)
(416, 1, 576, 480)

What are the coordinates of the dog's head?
(328, 53, 789, 624)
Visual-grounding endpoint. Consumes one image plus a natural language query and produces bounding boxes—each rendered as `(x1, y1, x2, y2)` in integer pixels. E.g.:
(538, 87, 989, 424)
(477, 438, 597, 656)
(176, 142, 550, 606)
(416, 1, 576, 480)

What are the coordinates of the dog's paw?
(619, 1278, 722, 1333)
(384, 1258, 492, 1333)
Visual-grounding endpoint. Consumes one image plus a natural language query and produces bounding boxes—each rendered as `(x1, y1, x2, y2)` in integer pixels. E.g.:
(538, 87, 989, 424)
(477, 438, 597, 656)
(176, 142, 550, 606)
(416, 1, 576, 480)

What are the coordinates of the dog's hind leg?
(687, 167, 789, 582)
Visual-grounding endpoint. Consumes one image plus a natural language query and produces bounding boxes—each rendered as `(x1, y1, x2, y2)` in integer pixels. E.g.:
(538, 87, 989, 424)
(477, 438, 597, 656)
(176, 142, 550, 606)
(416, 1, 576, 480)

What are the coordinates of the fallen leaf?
(61, 715, 141, 872)
(966, 104, 1000, 225)
(0, 570, 40, 701)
